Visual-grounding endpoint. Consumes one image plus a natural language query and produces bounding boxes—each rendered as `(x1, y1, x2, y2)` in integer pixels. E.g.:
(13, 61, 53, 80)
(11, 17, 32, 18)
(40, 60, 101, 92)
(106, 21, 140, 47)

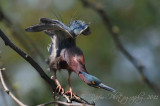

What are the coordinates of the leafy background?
(0, 0, 160, 106)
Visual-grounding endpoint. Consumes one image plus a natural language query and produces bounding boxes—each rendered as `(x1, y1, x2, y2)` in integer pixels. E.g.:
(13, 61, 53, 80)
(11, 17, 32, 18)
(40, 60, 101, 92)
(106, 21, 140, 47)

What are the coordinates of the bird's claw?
(65, 91, 80, 100)
(54, 86, 64, 95)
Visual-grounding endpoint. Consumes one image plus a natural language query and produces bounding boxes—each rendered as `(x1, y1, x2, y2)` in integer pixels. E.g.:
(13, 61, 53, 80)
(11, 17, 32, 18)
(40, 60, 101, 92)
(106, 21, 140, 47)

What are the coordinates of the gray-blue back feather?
(25, 18, 90, 38)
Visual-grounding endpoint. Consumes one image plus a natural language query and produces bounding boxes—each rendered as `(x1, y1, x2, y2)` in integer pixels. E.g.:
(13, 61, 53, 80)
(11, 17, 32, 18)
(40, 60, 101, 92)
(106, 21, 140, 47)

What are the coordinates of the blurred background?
(0, 0, 160, 106)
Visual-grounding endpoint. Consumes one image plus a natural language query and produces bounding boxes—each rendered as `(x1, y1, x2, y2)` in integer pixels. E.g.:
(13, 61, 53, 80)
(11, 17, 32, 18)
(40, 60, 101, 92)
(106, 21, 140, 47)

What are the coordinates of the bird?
(25, 18, 115, 98)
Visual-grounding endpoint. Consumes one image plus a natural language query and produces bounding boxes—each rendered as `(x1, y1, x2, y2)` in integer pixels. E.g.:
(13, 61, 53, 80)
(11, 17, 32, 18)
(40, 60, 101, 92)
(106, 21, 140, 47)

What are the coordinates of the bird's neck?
(78, 72, 90, 84)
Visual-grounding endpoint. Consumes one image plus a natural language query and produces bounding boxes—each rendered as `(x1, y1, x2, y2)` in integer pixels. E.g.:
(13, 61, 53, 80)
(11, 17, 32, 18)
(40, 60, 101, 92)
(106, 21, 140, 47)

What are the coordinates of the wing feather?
(25, 24, 59, 32)
(40, 18, 56, 24)
(25, 18, 73, 38)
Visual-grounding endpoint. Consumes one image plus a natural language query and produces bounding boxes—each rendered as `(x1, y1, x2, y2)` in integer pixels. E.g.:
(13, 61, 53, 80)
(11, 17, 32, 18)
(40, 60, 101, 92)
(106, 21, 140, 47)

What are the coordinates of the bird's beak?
(98, 83, 116, 92)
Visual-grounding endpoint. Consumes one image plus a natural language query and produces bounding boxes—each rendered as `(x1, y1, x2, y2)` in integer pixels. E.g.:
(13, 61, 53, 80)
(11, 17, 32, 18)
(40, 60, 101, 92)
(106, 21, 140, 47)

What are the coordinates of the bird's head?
(69, 20, 91, 37)
(79, 71, 115, 92)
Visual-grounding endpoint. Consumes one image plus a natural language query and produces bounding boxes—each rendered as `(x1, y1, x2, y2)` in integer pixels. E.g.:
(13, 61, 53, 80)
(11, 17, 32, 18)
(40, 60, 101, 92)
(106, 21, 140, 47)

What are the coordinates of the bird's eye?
(92, 81, 95, 85)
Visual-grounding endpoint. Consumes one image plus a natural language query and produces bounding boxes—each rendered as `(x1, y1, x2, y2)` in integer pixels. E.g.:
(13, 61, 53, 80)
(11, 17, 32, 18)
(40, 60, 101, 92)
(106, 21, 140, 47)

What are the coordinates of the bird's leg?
(65, 72, 80, 100)
(65, 72, 73, 97)
(51, 70, 64, 95)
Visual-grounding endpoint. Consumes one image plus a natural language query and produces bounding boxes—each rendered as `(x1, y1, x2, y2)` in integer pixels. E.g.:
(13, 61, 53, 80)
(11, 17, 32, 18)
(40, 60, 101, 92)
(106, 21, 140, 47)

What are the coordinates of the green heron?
(26, 18, 115, 98)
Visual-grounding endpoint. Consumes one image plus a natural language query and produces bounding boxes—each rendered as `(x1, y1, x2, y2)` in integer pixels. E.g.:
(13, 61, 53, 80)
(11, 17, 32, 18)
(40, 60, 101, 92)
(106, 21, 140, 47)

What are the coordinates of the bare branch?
(0, 68, 27, 106)
(37, 100, 92, 106)
(0, 29, 57, 91)
(80, 0, 160, 95)
(0, 29, 94, 105)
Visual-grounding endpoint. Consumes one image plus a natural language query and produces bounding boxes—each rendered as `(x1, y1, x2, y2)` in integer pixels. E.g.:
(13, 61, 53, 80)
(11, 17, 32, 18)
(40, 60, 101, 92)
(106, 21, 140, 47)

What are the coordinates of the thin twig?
(0, 29, 94, 105)
(0, 68, 27, 106)
(80, 0, 160, 95)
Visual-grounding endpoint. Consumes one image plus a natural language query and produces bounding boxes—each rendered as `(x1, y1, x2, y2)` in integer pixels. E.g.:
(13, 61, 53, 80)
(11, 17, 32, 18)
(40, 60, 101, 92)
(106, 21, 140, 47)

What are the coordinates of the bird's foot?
(55, 85, 65, 95)
(65, 91, 80, 100)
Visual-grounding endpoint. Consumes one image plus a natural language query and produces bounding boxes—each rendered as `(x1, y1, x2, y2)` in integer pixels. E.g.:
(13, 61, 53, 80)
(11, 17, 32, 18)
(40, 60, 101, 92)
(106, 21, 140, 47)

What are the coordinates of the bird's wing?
(40, 18, 57, 24)
(25, 18, 73, 38)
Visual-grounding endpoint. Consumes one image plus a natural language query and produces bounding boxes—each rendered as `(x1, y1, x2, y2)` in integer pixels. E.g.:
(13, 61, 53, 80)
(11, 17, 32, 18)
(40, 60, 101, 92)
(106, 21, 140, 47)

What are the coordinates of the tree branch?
(37, 100, 93, 106)
(80, 0, 160, 95)
(0, 29, 57, 91)
(0, 68, 27, 106)
(0, 29, 94, 105)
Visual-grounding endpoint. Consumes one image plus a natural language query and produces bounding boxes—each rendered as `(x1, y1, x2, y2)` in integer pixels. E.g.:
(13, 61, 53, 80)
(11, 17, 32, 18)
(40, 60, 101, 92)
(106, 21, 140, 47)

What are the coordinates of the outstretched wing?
(68, 20, 90, 37)
(25, 18, 73, 38)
